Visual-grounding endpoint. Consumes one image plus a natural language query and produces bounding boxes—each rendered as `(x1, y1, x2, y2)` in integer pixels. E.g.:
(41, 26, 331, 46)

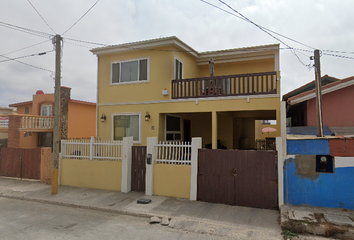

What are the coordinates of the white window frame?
(112, 112, 141, 144)
(165, 114, 182, 141)
(110, 57, 150, 85)
(174, 56, 183, 80)
(40, 104, 52, 116)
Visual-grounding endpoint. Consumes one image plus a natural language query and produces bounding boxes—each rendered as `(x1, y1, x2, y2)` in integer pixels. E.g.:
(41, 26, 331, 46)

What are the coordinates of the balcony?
(19, 115, 54, 132)
(172, 71, 278, 99)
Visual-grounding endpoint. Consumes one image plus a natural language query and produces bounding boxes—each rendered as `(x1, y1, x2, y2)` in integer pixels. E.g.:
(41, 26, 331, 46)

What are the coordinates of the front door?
(131, 146, 146, 192)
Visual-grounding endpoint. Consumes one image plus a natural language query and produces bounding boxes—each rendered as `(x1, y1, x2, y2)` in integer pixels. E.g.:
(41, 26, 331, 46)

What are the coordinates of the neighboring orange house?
(8, 87, 96, 148)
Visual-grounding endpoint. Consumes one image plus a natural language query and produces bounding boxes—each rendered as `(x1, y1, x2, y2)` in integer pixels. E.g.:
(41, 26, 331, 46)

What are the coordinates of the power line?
(199, 0, 316, 50)
(1, 40, 51, 56)
(27, 0, 56, 34)
(0, 50, 54, 63)
(0, 21, 53, 39)
(213, 0, 312, 68)
(62, 0, 100, 35)
(0, 54, 54, 73)
(64, 37, 108, 47)
(322, 52, 354, 60)
(63, 40, 93, 48)
(321, 49, 354, 54)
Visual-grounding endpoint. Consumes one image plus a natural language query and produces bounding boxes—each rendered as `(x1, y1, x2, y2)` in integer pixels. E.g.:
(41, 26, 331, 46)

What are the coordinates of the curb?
(0, 193, 283, 239)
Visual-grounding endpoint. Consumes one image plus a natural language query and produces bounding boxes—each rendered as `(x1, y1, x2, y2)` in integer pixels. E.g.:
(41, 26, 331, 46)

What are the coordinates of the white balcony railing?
(20, 116, 54, 130)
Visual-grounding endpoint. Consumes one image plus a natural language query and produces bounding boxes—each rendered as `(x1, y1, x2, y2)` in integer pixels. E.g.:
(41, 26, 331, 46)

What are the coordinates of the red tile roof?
(9, 101, 33, 107)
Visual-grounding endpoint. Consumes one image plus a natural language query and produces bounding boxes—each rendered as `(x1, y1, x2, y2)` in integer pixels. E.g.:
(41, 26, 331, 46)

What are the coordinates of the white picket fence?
(61, 137, 123, 161)
(155, 141, 191, 165)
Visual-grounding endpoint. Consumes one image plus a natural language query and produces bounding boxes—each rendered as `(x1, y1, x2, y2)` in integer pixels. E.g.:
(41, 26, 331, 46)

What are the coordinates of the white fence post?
(121, 136, 133, 193)
(277, 101, 287, 207)
(90, 136, 94, 160)
(59, 140, 64, 186)
(190, 137, 202, 200)
(146, 137, 157, 196)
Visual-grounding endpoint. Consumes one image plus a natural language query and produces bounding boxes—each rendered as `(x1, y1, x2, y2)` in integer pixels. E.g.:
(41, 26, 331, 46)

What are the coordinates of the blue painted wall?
(284, 158, 354, 210)
(287, 139, 330, 155)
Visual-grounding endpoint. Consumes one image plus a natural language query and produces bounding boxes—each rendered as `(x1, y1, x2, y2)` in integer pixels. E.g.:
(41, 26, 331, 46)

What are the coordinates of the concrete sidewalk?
(0, 177, 338, 240)
(281, 204, 354, 239)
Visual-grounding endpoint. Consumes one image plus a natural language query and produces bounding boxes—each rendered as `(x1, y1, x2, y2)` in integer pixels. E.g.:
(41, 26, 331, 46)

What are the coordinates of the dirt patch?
(281, 220, 307, 234)
(324, 223, 347, 237)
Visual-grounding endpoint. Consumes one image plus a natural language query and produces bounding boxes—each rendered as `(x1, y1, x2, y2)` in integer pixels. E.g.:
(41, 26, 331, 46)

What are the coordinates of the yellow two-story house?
(91, 36, 281, 149)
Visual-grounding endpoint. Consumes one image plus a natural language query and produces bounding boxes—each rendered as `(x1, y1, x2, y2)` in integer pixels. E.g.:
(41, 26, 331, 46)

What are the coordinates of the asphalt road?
(0, 197, 230, 240)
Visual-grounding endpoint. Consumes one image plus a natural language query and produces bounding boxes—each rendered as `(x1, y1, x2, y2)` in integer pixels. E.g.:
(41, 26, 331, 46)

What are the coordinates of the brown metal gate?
(131, 146, 146, 192)
(198, 149, 278, 209)
(0, 148, 41, 179)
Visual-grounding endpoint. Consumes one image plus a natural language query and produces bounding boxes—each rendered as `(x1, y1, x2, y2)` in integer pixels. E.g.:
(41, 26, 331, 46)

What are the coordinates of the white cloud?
(1, 0, 353, 107)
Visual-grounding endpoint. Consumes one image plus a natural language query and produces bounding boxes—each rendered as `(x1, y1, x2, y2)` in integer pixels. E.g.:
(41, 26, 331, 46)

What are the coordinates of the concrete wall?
(284, 138, 354, 210)
(60, 158, 122, 191)
(40, 147, 53, 184)
(287, 139, 330, 155)
(153, 164, 191, 199)
(68, 101, 96, 139)
(306, 84, 354, 126)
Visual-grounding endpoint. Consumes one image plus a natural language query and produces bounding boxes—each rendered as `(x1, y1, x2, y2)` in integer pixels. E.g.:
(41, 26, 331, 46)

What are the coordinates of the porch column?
(212, 111, 217, 149)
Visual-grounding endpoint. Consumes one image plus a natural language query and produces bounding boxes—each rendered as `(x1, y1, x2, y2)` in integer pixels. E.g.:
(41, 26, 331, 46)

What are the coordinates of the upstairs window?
(111, 58, 149, 84)
(41, 104, 52, 116)
(175, 57, 183, 79)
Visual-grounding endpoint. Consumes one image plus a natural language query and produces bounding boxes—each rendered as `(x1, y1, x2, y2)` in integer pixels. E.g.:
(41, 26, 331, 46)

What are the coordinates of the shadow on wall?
(0, 139, 7, 148)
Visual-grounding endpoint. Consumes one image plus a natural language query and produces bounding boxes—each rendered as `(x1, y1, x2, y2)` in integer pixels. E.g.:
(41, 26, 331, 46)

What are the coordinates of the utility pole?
(314, 49, 324, 137)
(52, 34, 62, 194)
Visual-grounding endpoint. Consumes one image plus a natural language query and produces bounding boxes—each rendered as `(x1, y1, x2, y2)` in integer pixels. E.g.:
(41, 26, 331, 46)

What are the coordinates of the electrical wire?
(63, 39, 93, 48)
(27, 0, 56, 34)
(1, 40, 51, 56)
(0, 54, 54, 73)
(0, 50, 54, 63)
(321, 49, 354, 54)
(0, 21, 53, 39)
(62, 0, 100, 35)
(199, 0, 316, 50)
(214, 0, 312, 68)
(322, 52, 354, 60)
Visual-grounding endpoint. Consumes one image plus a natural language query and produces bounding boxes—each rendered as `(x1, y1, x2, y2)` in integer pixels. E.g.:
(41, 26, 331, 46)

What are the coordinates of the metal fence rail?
(155, 141, 191, 165)
(61, 137, 123, 161)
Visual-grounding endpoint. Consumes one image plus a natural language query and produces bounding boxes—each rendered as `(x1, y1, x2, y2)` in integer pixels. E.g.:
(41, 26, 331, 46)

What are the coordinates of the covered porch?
(158, 110, 278, 150)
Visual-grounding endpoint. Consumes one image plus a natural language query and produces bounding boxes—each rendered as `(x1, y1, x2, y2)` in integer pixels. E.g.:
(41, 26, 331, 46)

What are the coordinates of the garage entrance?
(197, 149, 278, 209)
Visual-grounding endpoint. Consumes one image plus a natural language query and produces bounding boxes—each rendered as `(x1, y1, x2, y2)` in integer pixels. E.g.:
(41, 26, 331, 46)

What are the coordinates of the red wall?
(329, 139, 354, 157)
(306, 84, 354, 126)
